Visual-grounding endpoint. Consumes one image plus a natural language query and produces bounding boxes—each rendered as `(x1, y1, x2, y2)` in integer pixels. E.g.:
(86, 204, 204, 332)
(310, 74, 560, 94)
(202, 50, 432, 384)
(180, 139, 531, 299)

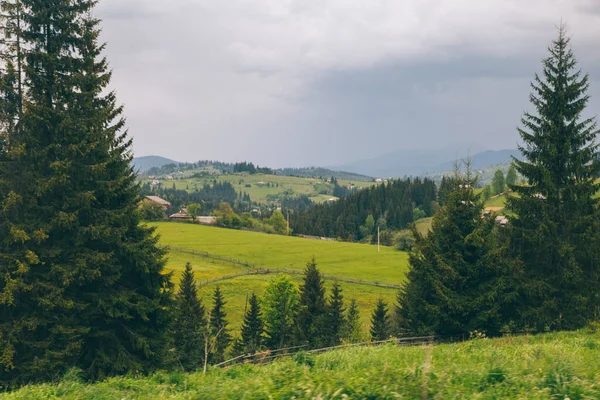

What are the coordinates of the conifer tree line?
(170, 259, 385, 373)
(291, 178, 437, 241)
(396, 26, 600, 337)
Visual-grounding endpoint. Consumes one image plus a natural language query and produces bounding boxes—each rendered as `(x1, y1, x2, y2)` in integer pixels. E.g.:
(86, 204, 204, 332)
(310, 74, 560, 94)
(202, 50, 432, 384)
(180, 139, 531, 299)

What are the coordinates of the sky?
(96, 0, 600, 168)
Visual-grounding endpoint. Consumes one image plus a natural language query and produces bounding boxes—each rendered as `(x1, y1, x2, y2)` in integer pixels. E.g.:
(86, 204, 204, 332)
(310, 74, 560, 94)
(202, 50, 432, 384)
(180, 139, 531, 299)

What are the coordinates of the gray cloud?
(95, 0, 600, 167)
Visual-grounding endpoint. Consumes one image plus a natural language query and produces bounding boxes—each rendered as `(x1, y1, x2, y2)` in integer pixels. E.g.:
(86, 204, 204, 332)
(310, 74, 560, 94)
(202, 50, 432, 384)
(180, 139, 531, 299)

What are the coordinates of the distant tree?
(482, 185, 492, 201)
(412, 207, 426, 221)
(140, 201, 166, 221)
(360, 214, 375, 239)
(325, 282, 346, 346)
(268, 210, 287, 234)
(172, 264, 206, 371)
(370, 299, 390, 341)
(343, 299, 363, 343)
(234, 293, 264, 355)
(262, 275, 299, 349)
(209, 287, 231, 364)
(296, 258, 328, 347)
(492, 169, 505, 195)
(505, 164, 518, 188)
(187, 203, 201, 222)
(507, 26, 600, 332)
(393, 230, 415, 251)
(213, 202, 241, 227)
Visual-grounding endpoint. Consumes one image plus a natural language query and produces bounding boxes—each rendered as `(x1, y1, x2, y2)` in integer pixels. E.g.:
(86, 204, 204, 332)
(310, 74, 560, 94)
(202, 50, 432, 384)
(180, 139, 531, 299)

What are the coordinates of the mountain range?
(132, 155, 180, 172)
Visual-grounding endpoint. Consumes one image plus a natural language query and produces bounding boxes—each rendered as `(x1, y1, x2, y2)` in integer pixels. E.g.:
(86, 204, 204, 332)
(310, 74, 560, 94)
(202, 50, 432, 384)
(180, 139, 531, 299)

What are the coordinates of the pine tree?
(505, 164, 518, 188)
(209, 286, 231, 364)
(235, 293, 264, 355)
(492, 169, 505, 195)
(262, 275, 299, 349)
(172, 263, 206, 371)
(508, 26, 600, 331)
(396, 161, 516, 337)
(370, 299, 390, 341)
(296, 257, 327, 347)
(342, 298, 363, 343)
(326, 282, 346, 346)
(1, 1, 172, 385)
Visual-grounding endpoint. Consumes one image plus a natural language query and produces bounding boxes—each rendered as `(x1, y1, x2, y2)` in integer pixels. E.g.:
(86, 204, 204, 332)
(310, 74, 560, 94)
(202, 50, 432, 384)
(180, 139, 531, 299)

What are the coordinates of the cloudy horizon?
(97, 0, 600, 168)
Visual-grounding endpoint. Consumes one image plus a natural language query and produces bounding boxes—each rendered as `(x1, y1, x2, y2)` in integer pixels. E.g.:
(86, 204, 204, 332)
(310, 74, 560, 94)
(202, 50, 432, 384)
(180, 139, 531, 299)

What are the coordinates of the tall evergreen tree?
(396, 161, 516, 337)
(343, 298, 363, 343)
(296, 257, 327, 347)
(505, 164, 518, 188)
(492, 169, 505, 195)
(508, 26, 600, 331)
(370, 299, 390, 341)
(0, 0, 172, 385)
(172, 263, 206, 371)
(209, 286, 231, 364)
(262, 275, 299, 349)
(235, 293, 264, 355)
(326, 282, 346, 346)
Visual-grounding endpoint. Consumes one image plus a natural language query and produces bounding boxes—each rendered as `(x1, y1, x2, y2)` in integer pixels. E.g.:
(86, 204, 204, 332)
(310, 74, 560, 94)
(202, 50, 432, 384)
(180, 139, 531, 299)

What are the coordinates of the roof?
(145, 196, 171, 206)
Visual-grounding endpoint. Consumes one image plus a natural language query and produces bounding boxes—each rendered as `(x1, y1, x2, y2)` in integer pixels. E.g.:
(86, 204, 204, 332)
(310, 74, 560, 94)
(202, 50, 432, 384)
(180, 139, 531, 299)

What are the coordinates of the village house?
(143, 195, 171, 211)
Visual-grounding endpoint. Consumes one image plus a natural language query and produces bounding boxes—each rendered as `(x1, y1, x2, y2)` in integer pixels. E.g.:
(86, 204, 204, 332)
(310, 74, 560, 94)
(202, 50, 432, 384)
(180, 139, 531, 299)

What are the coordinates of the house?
(169, 208, 193, 222)
(494, 215, 509, 227)
(143, 195, 171, 211)
(198, 216, 217, 225)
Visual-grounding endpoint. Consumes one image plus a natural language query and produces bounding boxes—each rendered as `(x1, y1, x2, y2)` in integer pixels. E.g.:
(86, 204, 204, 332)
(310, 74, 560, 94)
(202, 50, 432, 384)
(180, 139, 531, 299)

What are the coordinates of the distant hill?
(433, 149, 522, 171)
(132, 156, 180, 173)
(332, 145, 521, 178)
(276, 167, 373, 181)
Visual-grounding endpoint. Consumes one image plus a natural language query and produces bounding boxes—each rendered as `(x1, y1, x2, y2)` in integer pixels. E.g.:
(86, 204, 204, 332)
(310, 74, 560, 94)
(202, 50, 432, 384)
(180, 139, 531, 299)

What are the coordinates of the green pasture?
(7, 330, 600, 399)
(143, 173, 376, 204)
(153, 222, 409, 285)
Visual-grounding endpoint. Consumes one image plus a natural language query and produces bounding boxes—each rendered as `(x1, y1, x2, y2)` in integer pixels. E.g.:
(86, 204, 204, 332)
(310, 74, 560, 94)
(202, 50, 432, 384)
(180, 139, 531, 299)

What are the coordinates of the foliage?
(172, 264, 206, 371)
(266, 210, 287, 234)
(369, 299, 390, 341)
(208, 287, 231, 364)
(295, 258, 328, 347)
(262, 275, 299, 349)
(325, 282, 346, 346)
(396, 162, 517, 337)
(482, 185, 492, 201)
(342, 298, 363, 343)
(4, 331, 600, 399)
(507, 26, 600, 332)
(492, 169, 505, 195)
(0, 0, 172, 386)
(393, 230, 415, 251)
(234, 293, 264, 356)
(213, 202, 241, 228)
(505, 164, 518, 188)
(140, 201, 167, 221)
(186, 203, 201, 221)
(291, 178, 437, 241)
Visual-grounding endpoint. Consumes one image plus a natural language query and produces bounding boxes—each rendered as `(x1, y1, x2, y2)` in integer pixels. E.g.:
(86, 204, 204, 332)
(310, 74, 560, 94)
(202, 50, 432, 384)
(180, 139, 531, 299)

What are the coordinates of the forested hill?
(276, 167, 373, 181)
(290, 178, 436, 241)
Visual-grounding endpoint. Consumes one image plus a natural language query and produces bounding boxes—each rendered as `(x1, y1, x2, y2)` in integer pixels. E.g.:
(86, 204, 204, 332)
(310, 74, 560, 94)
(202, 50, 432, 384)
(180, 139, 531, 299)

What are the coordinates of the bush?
(393, 230, 415, 251)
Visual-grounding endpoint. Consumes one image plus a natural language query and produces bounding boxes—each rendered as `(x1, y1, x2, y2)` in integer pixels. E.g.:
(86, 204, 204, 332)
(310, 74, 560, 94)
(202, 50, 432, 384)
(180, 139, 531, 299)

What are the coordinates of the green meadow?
(6, 330, 599, 399)
(152, 222, 408, 331)
(143, 173, 376, 204)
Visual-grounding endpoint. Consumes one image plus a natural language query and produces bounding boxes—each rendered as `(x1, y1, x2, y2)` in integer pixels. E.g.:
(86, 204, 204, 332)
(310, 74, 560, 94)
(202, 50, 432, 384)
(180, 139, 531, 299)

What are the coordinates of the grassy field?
(5, 330, 599, 399)
(143, 173, 376, 204)
(154, 222, 409, 285)
(153, 222, 408, 333)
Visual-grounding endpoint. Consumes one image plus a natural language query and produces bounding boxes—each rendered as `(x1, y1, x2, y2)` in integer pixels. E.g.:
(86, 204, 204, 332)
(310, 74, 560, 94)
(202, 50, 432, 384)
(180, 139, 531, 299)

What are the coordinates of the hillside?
(6, 330, 599, 399)
(153, 222, 407, 329)
(132, 155, 180, 172)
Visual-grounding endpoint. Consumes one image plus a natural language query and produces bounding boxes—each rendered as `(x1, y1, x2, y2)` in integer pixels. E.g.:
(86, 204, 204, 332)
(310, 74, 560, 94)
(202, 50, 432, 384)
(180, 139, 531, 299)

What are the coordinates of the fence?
(216, 335, 435, 369)
(166, 246, 401, 290)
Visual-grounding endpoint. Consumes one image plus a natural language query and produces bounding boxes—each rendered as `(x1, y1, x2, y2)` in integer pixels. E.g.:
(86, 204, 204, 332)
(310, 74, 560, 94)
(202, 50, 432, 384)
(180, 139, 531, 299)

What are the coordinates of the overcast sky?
(96, 0, 600, 167)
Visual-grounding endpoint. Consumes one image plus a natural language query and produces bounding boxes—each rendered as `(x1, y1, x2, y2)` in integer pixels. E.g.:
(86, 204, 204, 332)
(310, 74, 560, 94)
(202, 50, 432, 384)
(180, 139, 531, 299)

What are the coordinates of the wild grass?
(5, 330, 599, 399)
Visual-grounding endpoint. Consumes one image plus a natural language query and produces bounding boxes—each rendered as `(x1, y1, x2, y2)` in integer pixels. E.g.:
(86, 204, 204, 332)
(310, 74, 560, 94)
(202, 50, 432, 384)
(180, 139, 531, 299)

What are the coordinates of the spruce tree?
(326, 282, 346, 346)
(262, 275, 299, 349)
(396, 161, 516, 337)
(370, 299, 390, 341)
(209, 286, 231, 364)
(343, 298, 363, 343)
(172, 263, 206, 371)
(508, 26, 600, 331)
(492, 169, 505, 195)
(296, 257, 327, 347)
(505, 164, 518, 188)
(0, 1, 172, 385)
(235, 293, 264, 355)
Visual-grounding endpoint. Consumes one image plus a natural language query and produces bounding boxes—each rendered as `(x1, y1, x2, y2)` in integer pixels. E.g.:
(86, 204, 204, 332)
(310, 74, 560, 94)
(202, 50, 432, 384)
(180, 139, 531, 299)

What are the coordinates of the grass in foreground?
(4, 330, 599, 399)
